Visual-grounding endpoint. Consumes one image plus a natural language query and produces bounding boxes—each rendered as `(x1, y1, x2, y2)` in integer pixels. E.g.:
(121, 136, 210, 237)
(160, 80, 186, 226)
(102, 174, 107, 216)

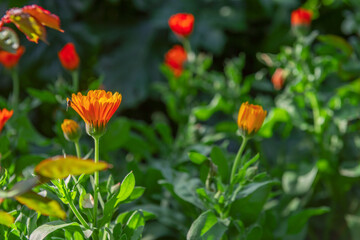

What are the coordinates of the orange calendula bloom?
(0, 109, 13, 133)
(61, 119, 81, 142)
(0, 46, 25, 69)
(58, 43, 80, 71)
(291, 8, 312, 27)
(168, 13, 194, 37)
(67, 90, 122, 137)
(237, 102, 267, 136)
(165, 45, 187, 77)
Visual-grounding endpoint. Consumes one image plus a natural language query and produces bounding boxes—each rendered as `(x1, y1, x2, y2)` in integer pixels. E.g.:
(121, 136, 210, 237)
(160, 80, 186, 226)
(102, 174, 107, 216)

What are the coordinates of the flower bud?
(61, 119, 81, 142)
(237, 102, 267, 137)
(0, 46, 25, 69)
(58, 43, 80, 71)
(271, 68, 286, 90)
(168, 13, 194, 38)
(164, 45, 187, 77)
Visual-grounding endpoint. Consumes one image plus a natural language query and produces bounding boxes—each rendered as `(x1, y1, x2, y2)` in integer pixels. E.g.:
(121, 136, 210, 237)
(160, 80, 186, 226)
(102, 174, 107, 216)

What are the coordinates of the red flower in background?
(271, 68, 285, 90)
(0, 109, 13, 133)
(0, 4, 63, 43)
(58, 43, 80, 71)
(168, 13, 194, 37)
(0, 46, 25, 69)
(291, 8, 312, 26)
(165, 45, 187, 77)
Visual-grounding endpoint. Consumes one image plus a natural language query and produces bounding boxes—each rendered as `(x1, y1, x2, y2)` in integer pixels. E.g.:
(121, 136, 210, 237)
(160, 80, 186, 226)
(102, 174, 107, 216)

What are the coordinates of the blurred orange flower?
(0, 46, 25, 69)
(61, 119, 81, 142)
(165, 45, 187, 77)
(168, 13, 194, 37)
(58, 43, 80, 71)
(0, 109, 13, 133)
(67, 90, 122, 137)
(291, 8, 312, 26)
(271, 68, 285, 90)
(237, 102, 267, 136)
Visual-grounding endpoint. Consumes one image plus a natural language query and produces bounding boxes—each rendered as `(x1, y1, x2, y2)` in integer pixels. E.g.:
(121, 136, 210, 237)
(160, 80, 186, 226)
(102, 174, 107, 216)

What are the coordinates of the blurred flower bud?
(0, 46, 25, 69)
(271, 68, 286, 90)
(61, 119, 81, 142)
(58, 43, 80, 71)
(164, 45, 187, 77)
(168, 13, 194, 38)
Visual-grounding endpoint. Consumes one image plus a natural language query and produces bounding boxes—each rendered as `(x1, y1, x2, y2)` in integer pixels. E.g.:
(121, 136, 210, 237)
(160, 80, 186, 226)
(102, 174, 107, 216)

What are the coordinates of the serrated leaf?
(8, 11, 46, 43)
(22, 5, 63, 32)
(0, 211, 14, 227)
(35, 156, 111, 179)
(15, 191, 66, 219)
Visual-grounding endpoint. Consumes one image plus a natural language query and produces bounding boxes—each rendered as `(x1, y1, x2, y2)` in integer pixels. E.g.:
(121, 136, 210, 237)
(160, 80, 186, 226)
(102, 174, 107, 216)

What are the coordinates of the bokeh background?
(0, 0, 356, 138)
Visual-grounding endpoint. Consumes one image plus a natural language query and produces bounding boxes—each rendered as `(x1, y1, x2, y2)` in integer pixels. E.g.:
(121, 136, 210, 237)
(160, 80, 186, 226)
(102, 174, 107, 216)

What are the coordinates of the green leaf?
(35, 156, 111, 179)
(258, 108, 292, 138)
(124, 187, 145, 203)
(15, 191, 66, 219)
(27, 88, 58, 104)
(30, 221, 92, 240)
(123, 210, 145, 240)
(188, 151, 208, 165)
(0, 177, 40, 199)
(283, 165, 318, 195)
(0, 211, 14, 227)
(287, 207, 330, 234)
(117, 172, 135, 203)
(193, 94, 233, 121)
(318, 34, 353, 57)
(187, 210, 227, 240)
(210, 146, 229, 183)
(100, 118, 131, 153)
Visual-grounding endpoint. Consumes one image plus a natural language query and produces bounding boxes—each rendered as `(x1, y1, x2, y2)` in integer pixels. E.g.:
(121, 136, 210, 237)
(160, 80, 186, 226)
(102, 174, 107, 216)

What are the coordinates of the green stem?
(11, 68, 19, 110)
(74, 140, 82, 158)
(230, 136, 248, 184)
(72, 70, 79, 92)
(93, 136, 100, 228)
(307, 91, 321, 135)
(181, 38, 194, 63)
(62, 180, 90, 229)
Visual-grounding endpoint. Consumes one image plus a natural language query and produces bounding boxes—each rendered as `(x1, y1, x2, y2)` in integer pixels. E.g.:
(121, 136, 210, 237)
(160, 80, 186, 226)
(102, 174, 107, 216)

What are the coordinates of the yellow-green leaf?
(35, 156, 111, 179)
(0, 211, 14, 227)
(15, 191, 66, 219)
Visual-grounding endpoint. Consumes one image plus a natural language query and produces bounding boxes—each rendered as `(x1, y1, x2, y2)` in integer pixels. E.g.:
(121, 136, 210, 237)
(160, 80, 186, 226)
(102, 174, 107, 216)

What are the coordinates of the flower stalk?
(230, 136, 248, 183)
(11, 68, 19, 109)
(93, 135, 100, 227)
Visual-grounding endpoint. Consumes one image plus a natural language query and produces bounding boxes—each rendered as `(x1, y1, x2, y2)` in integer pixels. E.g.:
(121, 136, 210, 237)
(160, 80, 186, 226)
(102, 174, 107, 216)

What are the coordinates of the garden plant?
(0, 1, 360, 240)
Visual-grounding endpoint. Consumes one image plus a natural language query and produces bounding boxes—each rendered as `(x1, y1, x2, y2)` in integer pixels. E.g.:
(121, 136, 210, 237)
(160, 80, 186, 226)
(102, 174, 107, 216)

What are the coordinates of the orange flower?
(291, 8, 312, 27)
(0, 46, 25, 69)
(67, 90, 122, 137)
(165, 45, 187, 77)
(0, 109, 13, 133)
(237, 102, 267, 136)
(58, 43, 80, 71)
(168, 13, 194, 37)
(61, 119, 81, 142)
(271, 68, 285, 90)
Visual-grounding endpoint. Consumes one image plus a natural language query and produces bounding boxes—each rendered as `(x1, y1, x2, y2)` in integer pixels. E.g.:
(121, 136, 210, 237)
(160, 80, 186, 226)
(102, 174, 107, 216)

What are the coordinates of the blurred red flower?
(58, 43, 80, 71)
(0, 108, 13, 133)
(165, 45, 187, 77)
(271, 68, 285, 90)
(168, 13, 194, 37)
(291, 8, 312, 26)
(0, 46, 25, 69)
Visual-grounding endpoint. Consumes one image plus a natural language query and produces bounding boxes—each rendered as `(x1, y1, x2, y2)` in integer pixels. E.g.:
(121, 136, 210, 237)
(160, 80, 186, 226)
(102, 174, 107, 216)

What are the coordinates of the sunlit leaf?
(6, 9, 46, 43)
(15, 191, 66, 219)
(35, 156, 111, 179)
(189, 151, 208, 165)
(117, 171, 135, 203)
(0, 211, 14, 227)
(22, 5, 63, 32)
